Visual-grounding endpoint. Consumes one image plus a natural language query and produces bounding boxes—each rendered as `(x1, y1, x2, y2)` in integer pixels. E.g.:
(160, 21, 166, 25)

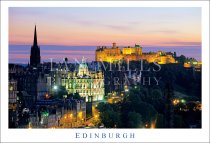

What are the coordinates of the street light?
(181, 99, 186, 103)
(172, 99, 180, 106)
(28, 122, 32, 129)
(53, 85, 58, 90)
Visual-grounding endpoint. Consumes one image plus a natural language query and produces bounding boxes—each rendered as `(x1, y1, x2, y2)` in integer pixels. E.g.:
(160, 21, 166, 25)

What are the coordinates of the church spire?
(30, 25, 41, 67)
(33, 25, 37, 46)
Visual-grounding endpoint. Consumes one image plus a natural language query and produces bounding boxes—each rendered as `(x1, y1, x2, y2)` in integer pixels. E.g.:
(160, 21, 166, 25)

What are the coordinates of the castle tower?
(112, 42, 116, 48)
(30, 25, 41, 67)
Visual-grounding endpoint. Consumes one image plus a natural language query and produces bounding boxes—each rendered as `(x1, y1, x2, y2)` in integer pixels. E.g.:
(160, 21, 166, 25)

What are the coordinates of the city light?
(181, 99, 186, 103)
(28, 122, 32, 129)
(45, 93, 48, 98)
(78, 112, 83, 119)
(53, 85, 58, 90)
(150, 121, 156, 129)
(172, 99, 180, 106)
(70, 113, 73, 118)
(41, 111, 49, 117)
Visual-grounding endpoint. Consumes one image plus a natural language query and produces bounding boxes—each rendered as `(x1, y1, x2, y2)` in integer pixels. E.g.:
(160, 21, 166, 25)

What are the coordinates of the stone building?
(9, 79, 19, 128)
(61, 58, 104, 102)
(95, 43, 176, 64)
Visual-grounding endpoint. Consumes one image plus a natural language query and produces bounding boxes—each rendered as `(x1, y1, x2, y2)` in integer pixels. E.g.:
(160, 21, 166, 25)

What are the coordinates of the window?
(9, 86, 13, 91)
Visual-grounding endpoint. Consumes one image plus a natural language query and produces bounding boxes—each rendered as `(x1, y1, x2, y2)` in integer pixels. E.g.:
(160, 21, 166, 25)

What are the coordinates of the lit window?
(9, 86, 13, 91)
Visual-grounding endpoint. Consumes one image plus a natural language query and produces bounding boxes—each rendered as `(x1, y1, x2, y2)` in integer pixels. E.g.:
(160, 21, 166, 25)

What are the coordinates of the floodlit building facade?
(96, 43, 176, 64)
(61, 58, 104, 102)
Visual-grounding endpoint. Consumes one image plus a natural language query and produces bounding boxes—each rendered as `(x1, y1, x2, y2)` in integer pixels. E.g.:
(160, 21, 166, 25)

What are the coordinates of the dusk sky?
(9, 7, 201, 63)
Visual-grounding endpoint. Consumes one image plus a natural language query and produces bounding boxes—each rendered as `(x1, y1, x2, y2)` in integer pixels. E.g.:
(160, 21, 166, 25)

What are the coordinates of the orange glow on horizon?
(9, 22, 201, 47)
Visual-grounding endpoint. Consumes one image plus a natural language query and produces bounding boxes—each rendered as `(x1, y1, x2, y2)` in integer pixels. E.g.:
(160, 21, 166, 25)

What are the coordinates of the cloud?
(161, 41, 201, 46)
(103, 24, 132, 31)
(146, 30, 180, 34)
(9, 54, 29, 59)
(41, 50, 94, 55)
(75, 19, 132, 32)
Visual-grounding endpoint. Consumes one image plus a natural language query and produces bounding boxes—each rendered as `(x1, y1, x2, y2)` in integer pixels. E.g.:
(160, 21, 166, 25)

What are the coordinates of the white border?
(1, 1, 209, 142)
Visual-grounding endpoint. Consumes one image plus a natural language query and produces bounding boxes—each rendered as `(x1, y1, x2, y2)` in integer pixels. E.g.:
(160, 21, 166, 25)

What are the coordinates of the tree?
(156, 114, 165, 128)
(97, 102, 122, 128)
(120, 101, 134, 128)
(100, 110, 121, 128)
(177, 55, 186, 64)
(97, 102, 113, 113)
(173, 115, 183, 128)
(135, 102, 158, 123)
(128, 88, 142, 105)
(53, 86, 68, 99)
(151, 89, 163, 100)
(164, 82, 174, 128)
(149, 89, 165, 114)
(68, 92, 81, 100)
(127, 112, 143, 128)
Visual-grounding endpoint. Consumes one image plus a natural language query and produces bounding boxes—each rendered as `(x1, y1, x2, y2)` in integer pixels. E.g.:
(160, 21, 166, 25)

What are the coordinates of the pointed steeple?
(33, 25, 37, 46)
(30, 25, 41, 67)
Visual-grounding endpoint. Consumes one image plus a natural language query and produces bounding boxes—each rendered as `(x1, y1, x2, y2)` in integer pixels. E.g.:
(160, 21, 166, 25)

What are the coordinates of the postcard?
(1, 1, 209, 143)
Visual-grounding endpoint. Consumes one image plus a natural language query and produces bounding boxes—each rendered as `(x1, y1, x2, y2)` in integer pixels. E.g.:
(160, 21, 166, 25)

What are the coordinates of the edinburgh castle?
(95, 43, 176, 64)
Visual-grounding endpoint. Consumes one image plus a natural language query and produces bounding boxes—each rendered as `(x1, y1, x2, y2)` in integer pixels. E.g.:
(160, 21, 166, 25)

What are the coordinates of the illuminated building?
(9, 80, 18, 104)
(32, 98, 86, 128)
(9, 79, 19, 128)
(37, 73, 51, 100)
(61, 58, 104, 102)
(184, 61, 202, 72)
(96, 43, 176, 64)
